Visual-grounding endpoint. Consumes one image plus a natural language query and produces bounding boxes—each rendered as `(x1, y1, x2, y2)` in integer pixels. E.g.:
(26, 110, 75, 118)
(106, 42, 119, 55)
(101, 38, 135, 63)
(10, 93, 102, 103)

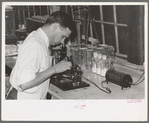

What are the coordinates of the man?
(9, 11, 76, 100)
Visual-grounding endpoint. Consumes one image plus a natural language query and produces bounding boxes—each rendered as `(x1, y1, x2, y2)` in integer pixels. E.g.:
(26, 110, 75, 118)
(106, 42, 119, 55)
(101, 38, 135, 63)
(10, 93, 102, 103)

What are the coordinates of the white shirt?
(10, 28, 52, 100)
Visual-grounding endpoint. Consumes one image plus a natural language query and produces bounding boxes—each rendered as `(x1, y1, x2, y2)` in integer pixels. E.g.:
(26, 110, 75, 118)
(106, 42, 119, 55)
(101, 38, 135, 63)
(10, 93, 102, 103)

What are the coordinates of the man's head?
(43, 11, 76, 46)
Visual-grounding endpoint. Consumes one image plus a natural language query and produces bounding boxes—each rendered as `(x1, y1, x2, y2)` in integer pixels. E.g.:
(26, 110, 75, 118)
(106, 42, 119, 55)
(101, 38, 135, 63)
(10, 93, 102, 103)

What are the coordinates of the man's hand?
(18, 61, 72, 91)
(53, 61, 72, 74)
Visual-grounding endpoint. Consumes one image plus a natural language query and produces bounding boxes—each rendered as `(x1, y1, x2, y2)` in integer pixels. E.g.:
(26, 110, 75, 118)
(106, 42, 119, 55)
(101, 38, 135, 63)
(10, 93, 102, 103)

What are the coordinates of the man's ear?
(53, 23, 60, 32)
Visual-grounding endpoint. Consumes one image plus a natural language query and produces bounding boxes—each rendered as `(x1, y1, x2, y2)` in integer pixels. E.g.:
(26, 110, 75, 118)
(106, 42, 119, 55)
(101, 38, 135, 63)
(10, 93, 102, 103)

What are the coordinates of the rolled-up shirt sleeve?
(17, 41, 42, 93)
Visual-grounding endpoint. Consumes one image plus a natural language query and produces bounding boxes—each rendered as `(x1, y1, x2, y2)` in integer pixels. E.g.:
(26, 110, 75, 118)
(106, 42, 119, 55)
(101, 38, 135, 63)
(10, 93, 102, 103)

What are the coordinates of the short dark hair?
(46, 11, 75, 33)
(46, 11, 76, 40)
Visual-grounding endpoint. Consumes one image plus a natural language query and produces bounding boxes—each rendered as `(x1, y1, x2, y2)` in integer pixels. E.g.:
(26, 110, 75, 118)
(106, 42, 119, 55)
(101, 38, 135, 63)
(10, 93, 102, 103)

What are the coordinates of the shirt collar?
(37, 28, 49, 48)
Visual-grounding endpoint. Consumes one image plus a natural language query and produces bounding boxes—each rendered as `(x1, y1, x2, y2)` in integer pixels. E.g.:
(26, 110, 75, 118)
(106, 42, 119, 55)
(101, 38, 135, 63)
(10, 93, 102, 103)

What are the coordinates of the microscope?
(50, 42, 90, 91)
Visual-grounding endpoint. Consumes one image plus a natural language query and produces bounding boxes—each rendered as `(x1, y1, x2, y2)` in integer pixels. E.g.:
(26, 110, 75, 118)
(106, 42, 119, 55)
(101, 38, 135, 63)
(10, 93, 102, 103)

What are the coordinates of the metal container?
(79, 47, 87, 66)
(85, 49, 93, 70)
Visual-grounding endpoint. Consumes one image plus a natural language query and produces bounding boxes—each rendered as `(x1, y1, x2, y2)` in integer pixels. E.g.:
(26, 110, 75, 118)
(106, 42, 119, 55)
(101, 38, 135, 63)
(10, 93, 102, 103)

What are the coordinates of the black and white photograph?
(2, 1, 148, 121)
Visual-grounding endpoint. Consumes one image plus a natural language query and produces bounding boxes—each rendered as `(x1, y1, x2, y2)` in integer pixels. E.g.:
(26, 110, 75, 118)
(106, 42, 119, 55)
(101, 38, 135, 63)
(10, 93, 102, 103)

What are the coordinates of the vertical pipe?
(70, 6, 74, 21)
(77, 6, 81, 44)
(113, 5, 119, 53)
(65, 6, 67, 13)
(78, 6, 81, 19)
(33, 6, 35, 16)
(70, 6, 75, 44)
(47, 6, 49, 15)
(100, 5, 105, 44)
(17, 6, 21, 26)
(28, 6, 30, 18)
(75, 21, 81, 45)
(85, 6, 89, 44)
(90, 21, 93, 38)
(49, 6, 52, 14)
(84, 7, 87, 44)
(92, 18, 99, 42)
(39, 6, 41, 15)
(22, 6, 25, 24)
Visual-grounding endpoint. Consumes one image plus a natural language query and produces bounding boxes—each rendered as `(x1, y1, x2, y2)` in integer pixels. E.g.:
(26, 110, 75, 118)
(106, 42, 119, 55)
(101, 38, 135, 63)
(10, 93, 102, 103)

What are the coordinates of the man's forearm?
(19, 67, 56, 91)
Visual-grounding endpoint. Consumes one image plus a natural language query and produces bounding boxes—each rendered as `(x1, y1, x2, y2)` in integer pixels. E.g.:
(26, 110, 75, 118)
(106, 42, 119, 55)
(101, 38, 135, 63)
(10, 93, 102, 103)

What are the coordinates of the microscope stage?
(50, 79, 90, 91)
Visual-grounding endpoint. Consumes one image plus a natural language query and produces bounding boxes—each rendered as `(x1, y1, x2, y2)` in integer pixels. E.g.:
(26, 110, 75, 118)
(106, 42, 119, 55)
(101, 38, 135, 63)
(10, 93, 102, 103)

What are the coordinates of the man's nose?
(60, 39, 65, 45)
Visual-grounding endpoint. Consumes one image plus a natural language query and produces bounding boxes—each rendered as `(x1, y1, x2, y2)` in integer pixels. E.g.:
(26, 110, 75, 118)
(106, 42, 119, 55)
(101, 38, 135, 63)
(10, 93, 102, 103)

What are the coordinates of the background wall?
(62, 5, 145, 65)
(6, 5, 145, 65)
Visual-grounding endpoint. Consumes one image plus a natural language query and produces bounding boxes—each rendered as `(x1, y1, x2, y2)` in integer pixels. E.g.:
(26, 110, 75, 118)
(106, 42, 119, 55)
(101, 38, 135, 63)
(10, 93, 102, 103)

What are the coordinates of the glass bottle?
(106, 56, 115, 70)
(96, 54, 102, 75)
(100, 55, 108, 77)
(92, 52, 98, 73)
(85, 49, 93, 70)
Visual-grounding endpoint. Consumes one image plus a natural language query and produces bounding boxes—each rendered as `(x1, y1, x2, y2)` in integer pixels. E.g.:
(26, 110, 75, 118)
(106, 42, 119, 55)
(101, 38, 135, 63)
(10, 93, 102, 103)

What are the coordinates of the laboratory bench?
(49, 63, 145, 99)
(5, 56, 145, 100)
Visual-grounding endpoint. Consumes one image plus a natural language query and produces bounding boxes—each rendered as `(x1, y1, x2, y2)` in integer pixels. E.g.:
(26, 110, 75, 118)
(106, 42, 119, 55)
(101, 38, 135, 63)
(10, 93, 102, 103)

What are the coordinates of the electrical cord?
(131, 78, 145, 86)
(82, 76, 111, 94)
(101, 80, 110, 91)
(131, 71, 145, 86)
(135, 71, 144, 82)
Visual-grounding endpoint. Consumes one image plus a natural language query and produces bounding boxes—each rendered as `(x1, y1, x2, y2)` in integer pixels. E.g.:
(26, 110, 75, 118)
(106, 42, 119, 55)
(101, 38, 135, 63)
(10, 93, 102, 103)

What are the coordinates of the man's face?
(51, 25, 72, 46)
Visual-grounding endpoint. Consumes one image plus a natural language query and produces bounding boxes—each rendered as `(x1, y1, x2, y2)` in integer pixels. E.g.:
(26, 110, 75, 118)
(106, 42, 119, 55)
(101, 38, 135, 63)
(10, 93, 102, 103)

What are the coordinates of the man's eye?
(63, 36, 67, 39)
